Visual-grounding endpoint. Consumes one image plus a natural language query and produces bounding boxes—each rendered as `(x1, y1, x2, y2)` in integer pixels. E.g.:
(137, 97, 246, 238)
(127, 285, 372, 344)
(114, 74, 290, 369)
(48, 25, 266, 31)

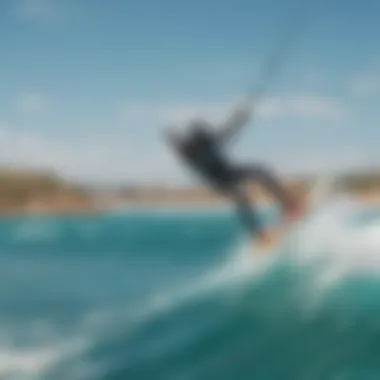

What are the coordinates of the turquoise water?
(1, 199, 380, 379)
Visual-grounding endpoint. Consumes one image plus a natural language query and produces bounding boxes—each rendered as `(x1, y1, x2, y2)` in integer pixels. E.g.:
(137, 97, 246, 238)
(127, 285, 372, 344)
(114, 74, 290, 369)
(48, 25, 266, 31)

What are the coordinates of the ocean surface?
(1, 196, 380, 380)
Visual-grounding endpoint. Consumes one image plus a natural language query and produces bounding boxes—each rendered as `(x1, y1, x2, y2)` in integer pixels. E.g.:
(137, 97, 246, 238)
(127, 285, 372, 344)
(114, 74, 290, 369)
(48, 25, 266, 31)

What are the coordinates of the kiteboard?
(253, 175, 333, 254)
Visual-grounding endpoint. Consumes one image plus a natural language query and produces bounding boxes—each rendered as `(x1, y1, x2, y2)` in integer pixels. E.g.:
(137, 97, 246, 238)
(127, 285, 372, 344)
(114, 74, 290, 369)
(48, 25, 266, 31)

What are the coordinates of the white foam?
(285, 195, 380, 291)
(0, 339, 86, 380)
(0, 348, 58, 377)
(0, 320, 90, 380)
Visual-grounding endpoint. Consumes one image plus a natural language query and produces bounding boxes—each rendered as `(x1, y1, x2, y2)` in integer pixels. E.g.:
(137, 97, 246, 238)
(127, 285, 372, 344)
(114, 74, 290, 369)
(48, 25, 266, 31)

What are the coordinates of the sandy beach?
(0, 168, 379, 217)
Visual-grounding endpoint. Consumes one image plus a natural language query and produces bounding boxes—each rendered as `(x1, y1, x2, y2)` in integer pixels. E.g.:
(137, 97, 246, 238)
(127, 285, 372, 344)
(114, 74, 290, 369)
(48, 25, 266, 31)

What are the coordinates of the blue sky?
(1, 0, 379, 184)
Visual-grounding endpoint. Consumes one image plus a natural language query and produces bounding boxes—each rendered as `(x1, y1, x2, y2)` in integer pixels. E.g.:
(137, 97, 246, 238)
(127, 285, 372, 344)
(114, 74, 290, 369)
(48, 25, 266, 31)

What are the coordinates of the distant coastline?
(0, 168, 379, 217)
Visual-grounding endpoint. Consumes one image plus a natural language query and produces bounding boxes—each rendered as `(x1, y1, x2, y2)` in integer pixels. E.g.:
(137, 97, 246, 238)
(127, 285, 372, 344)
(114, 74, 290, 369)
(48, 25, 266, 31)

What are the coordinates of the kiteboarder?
(164, 104, 304, 247)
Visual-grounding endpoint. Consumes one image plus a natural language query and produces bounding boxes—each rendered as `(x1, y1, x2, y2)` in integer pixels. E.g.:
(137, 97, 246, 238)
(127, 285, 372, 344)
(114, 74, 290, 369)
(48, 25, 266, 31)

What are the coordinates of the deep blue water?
(1, 200, 380, 380)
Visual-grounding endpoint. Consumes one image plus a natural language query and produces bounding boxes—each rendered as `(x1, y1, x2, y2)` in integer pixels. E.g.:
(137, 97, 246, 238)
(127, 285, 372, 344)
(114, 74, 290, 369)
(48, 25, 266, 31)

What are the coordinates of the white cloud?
(268, 146, 372, 177)
(0, 123, 184, 184)
(121, 93, 346, 128)
(349, 71, 380, 97)
(258, 94, 346, 120)
(15, 92, 48, 115)
(16, 0, 59, 20)
(14, 0, 76, 23)
(155, 104, 230, 125)
(120, 102, 229, 126)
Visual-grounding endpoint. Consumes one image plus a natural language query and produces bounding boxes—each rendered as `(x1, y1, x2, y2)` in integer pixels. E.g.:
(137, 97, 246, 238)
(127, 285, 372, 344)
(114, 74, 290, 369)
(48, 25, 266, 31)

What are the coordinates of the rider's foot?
(254, 229, 277, 249)
(283, 198, 306, 223)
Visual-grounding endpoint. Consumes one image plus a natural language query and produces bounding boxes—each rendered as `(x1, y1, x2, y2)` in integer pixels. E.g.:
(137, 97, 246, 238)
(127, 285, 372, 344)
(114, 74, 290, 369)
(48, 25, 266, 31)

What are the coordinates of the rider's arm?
(215, 103, 252, 145)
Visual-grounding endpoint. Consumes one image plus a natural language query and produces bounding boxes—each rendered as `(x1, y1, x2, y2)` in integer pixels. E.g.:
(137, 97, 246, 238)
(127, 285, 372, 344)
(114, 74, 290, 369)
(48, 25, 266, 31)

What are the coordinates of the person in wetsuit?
(164, 104, 302, 245)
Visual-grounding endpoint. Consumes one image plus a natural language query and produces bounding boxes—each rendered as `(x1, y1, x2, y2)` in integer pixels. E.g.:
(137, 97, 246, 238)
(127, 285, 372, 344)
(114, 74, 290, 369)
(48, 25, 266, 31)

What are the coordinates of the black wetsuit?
(172, 126, 294, 235)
